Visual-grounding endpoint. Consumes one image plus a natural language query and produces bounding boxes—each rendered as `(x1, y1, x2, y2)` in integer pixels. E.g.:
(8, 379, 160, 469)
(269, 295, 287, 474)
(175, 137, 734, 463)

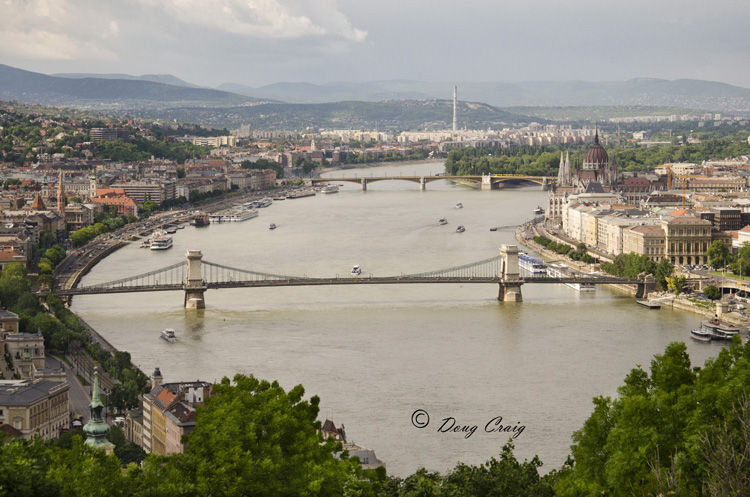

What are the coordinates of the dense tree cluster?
(444, 130, 750, 177)
(1, 342, 749, 495)
(240, 158, 284, 178)
(601, 254, 675, 292)
(556, 340, 750, 496)
(534, 236, 593, 263)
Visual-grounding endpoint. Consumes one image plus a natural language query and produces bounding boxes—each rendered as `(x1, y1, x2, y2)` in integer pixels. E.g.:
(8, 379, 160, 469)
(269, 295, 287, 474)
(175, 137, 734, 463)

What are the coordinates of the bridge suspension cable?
(80, 261, 186, 290)
(401, 256, 500, 280)
(201, 260, 301, 284)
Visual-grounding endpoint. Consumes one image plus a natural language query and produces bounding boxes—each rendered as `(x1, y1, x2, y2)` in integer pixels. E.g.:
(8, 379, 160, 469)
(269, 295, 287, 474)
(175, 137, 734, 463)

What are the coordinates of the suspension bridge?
(52, 246, 655, 308)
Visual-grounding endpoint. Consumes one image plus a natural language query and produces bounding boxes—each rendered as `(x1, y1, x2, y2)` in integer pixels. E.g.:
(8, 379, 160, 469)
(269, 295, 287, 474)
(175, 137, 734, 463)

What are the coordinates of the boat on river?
(439, 218, 448, 225)
(690, 328, 713, 342)
(150, 231, 173, 250)
(699, 319, 746, 340)
(269, 223, 277, 230)
(546, 264, 595, 292)
(455, 203, 463, 209)
(321, 185, 339, 194)
(455, 225, 465, 233)
(533, 206, 545, 215)
(518, 253, 546, 276)
(351, 265, 362, 276)
(161, 329, 176, 342)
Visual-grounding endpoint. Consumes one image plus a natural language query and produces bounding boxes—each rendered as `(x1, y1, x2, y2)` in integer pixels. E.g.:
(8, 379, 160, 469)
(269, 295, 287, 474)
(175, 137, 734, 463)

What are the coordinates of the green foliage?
(0, 262, 31, 309)
(240, 158, 284, 179)
(707, 240, 731, 270)
(179, 373, 356, 496)
(703, 285, 722, 301)
(666, 275, 687, 295)
(601, 253, 657, 279)
(557, 340, 750, 496)
(732, 242, 750, 276)
(93, 135, 210, 164)
(654, 258, 674, 291)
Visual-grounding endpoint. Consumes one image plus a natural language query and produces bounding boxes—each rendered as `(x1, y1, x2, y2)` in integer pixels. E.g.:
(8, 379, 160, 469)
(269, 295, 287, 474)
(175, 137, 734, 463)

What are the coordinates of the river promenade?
(514, 217, 750, 328)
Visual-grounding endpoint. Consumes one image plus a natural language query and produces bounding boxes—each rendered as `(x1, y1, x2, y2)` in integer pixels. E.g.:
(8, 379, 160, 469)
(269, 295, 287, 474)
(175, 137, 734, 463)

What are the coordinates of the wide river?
(73, 161, 723, 477)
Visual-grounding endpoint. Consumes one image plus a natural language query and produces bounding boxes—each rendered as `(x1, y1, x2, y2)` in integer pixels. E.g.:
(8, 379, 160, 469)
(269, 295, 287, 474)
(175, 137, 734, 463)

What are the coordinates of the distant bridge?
(52, 246, 653, 308)
(311, 174, 556, 191)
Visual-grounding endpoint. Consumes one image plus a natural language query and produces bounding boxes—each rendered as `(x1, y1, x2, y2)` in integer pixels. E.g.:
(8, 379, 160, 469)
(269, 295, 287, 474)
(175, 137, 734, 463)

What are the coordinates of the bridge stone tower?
(184, 250, 207, 309)
(498, 245, 523, 302)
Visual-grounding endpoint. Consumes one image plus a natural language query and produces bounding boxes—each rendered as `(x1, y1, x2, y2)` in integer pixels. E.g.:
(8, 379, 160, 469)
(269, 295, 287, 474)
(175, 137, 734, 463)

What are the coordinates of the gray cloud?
(2, 0, 749, 90)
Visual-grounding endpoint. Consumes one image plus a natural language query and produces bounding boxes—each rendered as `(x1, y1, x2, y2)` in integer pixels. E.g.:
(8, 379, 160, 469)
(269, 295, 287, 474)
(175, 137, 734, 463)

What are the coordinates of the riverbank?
(514, 221, 750, 328)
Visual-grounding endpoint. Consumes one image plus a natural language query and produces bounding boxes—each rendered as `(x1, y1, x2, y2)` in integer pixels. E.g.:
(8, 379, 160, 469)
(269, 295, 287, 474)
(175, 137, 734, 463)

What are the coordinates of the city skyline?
(1, 0, 750, 90)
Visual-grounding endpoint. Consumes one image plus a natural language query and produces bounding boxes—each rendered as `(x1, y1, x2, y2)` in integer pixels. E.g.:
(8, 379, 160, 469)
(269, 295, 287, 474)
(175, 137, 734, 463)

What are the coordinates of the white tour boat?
(439, 218, 448, 225)
(161, 328, 176, 341)
(351, 265, 362, 276)
(209, 208, 259, 223)
(546, 264, 595, 292)
(321, 185, 340, 194)
(150, 231, 174, 250)
(518, 253, 547, 276)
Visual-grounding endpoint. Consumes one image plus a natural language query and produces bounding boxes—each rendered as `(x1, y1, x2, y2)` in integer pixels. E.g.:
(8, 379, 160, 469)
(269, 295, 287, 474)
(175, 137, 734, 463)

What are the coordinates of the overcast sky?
(2, 0, 750, 90)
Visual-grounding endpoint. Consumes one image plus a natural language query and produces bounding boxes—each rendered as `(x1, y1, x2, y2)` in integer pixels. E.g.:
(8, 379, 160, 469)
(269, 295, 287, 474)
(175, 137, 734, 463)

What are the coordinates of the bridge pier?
(184, 250, 207, 309)
(481, 174, 494, 190)
(361, 178, 367, 191)
(635, 273, 657, 299)
(541, 177, 550, 191)
(498, 244, 523, 302)
(419, 177, 426, 191)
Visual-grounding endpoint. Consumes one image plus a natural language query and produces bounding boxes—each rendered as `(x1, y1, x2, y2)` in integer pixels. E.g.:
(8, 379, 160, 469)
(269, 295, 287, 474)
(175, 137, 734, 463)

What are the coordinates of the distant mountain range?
(219, 79, 750, 114)
(52, 72, 203, 89)
(3, 64, 750, 130)
(0, 64, 257, 108)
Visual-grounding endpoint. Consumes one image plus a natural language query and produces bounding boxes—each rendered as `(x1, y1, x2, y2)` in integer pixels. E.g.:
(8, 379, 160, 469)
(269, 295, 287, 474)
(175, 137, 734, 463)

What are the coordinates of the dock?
(637, 300, 661, 309)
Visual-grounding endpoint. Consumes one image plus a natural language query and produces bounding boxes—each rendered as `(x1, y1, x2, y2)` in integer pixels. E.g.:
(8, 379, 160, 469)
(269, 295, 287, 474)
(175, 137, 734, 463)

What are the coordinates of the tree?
(703, 285, 722, 300)
(175, 373, 358, 496)
(0, 262, 31, 308)
(654, 258, 674, 291)
(707, 240, 731, 270)
(667, 275, 687, 296)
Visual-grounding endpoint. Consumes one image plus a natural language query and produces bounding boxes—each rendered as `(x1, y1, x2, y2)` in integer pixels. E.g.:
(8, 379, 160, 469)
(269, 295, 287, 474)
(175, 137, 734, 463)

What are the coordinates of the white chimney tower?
(453, 85, 458, 133)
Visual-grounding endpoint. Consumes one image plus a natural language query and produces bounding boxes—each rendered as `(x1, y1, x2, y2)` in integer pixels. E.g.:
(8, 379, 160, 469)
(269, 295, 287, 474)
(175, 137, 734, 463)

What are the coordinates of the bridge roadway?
(54, 275, 638, 296)
(311, 174, 554, 190)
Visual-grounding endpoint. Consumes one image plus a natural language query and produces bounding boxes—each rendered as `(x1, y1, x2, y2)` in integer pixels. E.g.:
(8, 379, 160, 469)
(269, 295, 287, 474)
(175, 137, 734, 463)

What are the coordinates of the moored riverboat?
(518, 253, 546, 276)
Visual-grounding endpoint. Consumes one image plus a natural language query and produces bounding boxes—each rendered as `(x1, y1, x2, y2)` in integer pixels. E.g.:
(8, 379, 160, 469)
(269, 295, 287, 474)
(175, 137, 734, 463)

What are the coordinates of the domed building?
(575, 131, 617, 187)
(546, 131, 621, 221)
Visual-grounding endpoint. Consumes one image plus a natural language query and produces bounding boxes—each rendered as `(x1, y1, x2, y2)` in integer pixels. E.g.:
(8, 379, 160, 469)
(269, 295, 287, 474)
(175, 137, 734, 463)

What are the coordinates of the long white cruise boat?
(546, 264, 595, 292)
(209, 208, 259, 223)
(321, 185, 339, 194)
(150, 231, 173, 250)
(518, 253, 546, 276)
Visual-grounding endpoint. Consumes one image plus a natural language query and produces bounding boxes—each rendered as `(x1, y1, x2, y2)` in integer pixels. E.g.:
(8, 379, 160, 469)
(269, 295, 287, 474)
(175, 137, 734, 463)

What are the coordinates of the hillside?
(52, 72, 202, 88)
(131, 99, 535, 131)
(219, 78, 750, 115)
(0, 64, 258, 108)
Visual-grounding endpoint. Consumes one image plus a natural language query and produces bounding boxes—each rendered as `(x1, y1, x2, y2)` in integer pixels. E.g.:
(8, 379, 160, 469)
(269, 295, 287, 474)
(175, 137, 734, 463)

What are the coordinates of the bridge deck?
(54, 275, 638, 296)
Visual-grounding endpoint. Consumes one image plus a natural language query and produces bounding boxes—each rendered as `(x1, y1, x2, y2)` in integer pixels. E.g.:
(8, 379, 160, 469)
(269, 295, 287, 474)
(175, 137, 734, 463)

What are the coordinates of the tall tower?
(452, 85, 458, 134)
(83, 368, 115, 454)
(56, 170, 66, 217)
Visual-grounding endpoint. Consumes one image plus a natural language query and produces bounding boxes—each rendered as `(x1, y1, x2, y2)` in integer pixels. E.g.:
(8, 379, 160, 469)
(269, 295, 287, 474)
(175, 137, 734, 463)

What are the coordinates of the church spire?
(83, 368, 115, 453)
(56, 170, 66, 218)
